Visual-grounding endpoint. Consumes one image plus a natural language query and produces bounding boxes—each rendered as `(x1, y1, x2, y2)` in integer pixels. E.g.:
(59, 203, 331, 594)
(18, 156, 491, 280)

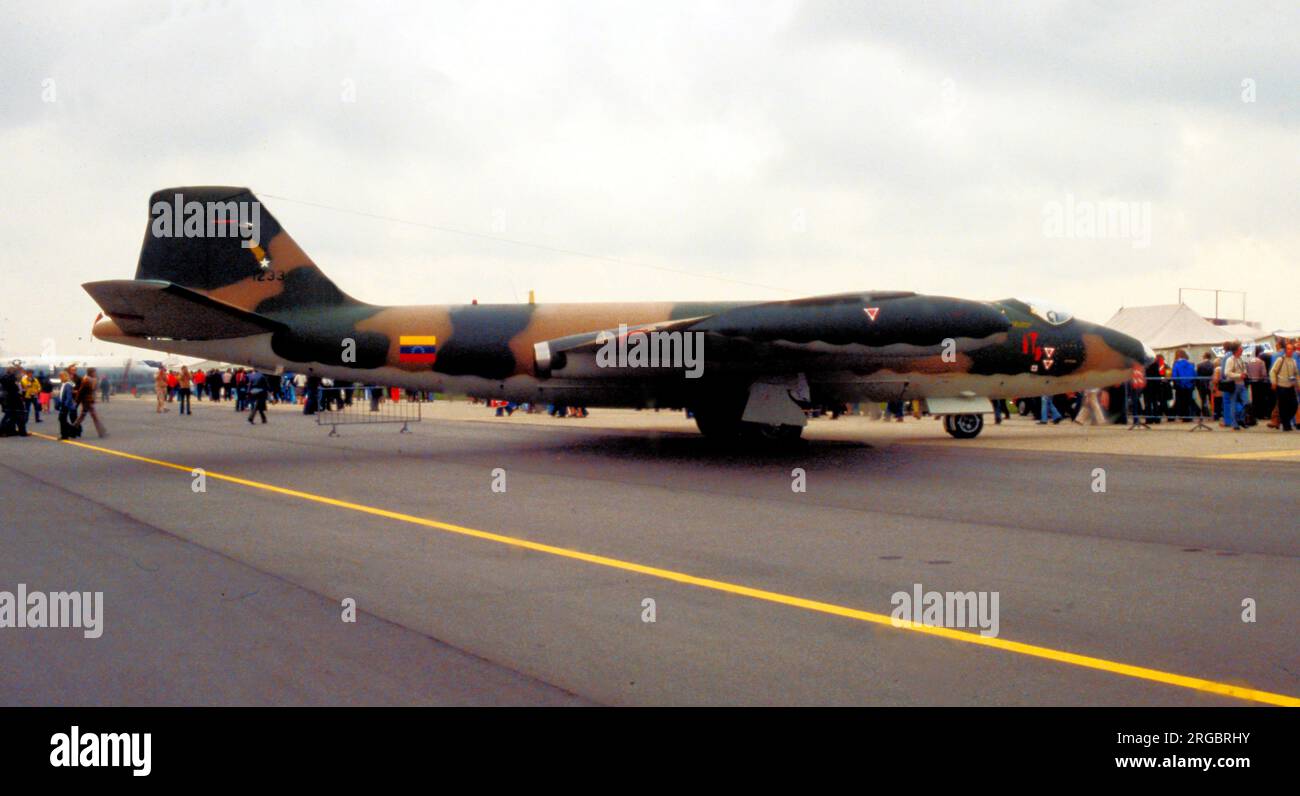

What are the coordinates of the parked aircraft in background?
(6, 353, 188, 392)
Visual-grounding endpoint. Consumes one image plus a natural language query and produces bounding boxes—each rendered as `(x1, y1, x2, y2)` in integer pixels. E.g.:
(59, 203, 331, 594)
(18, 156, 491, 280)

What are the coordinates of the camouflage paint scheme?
(85, 187, 1151, 417)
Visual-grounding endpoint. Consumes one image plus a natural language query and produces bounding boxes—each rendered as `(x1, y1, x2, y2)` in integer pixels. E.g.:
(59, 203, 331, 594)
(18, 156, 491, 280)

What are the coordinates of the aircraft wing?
(532, 316, 709, 373)
(531, 291, 986, 378)
(83, 280, 288, 340)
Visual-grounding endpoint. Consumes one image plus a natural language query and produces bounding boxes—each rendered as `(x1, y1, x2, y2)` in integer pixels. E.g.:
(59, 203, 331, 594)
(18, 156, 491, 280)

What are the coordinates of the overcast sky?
(2, 0, 1297, 355)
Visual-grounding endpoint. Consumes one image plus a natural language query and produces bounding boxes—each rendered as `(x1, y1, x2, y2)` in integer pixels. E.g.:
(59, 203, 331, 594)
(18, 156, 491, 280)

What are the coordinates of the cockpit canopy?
(1024, 299, 1073, 326)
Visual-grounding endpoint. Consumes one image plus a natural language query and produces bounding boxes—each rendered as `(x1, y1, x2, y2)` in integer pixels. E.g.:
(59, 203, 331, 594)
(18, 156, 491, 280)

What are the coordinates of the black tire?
(691, 381, 806, 445)
(694, 410, 742, 440)
(690, 381, 753, 441)
(741, 422, 803, 442)
(944, 413, 984, 439)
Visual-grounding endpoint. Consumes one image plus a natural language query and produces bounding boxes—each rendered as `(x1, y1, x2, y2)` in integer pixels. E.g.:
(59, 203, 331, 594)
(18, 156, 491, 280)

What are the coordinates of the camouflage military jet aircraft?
(84, 187, 1153, 441)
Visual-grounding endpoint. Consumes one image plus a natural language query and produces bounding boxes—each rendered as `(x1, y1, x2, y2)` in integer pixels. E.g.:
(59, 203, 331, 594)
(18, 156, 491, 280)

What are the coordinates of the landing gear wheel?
(692, 405, 744, 440)
(691, 381, 807, 445)
(943, 413, 984, 439)
(741, 422, 804, 442)
(692, 403, 805, 445)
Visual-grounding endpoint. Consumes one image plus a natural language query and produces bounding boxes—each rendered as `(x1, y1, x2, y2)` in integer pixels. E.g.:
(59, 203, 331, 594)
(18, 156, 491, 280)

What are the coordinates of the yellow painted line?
(1203, 449, 1300, 461)
(32, 431, 1300, 708)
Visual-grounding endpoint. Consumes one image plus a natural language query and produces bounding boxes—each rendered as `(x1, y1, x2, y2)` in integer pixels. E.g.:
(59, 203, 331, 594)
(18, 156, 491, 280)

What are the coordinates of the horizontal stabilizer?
(82, 279, 287, 340)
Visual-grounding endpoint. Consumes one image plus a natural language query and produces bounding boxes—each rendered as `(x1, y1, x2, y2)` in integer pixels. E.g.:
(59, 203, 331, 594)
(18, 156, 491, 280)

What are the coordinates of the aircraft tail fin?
(134, 187, 361, 314)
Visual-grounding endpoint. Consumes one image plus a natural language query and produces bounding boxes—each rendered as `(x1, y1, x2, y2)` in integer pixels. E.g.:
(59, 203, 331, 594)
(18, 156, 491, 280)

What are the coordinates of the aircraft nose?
(1105, 327, 1153, 367)
(1140, 341, 1156, 367)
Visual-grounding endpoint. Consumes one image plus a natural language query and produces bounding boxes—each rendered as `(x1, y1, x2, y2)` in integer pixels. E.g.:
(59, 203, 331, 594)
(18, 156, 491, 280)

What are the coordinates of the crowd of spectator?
(0, 363, 106, 438)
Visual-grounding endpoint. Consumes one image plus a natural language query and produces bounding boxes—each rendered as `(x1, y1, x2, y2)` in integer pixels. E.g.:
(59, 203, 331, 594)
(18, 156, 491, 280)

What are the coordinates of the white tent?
(1105, 305, 1273, 362)
(1216, 323, 1265, 342)
(1103, 304, 1237, 352)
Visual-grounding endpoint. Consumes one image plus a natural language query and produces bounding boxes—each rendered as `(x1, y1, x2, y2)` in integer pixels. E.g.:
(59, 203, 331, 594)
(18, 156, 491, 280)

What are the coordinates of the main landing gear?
(689, 386, 805, 444)
(692, 403, 804, 443)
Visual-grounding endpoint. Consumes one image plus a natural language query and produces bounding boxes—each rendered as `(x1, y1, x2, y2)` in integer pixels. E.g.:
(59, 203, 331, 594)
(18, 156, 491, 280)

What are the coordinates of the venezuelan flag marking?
(399, 335, 438, 364)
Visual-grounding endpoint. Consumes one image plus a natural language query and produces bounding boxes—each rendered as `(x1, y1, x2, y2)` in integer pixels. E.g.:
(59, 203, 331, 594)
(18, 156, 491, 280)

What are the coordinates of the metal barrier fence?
(314, 386, 422, 436)
(1121, 374, 1299, 431)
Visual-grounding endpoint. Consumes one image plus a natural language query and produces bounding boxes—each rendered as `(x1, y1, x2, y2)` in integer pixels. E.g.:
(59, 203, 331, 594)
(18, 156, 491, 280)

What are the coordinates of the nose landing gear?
(942, 413, 985, 439)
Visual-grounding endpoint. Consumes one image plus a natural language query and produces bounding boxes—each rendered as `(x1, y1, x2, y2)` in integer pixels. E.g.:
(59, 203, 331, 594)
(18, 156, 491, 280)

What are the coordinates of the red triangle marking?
(864, 307, 879, 321)
(1043, 358, 1055, 370)
(1044, 346, 1056, 358)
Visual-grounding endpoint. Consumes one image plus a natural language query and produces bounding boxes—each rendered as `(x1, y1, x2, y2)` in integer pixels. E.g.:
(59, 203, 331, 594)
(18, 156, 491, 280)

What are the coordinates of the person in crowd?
(1194, 352, 1215, 417)
(246, 368, 270, 424)
(1211, 356, 1224, 421)
(166, 369, 178, 402)
(1077, 387, 1105, 425)
(1292, 341, 1300, 426)
(303, 374, 321, 414)
(1247, 348, 1273, 425)
(1170, 349, 1197, 422)
(20, 368, 42, 424)
(38, 371, 53, 408)
(885, 400, 905, 422)
(1103, 384, 1126, 424)
(1265, 345, 1287, 428)
(990, 397, 1010, 425)
(319, 377, 335, 410)
(1037, 394, 1062, 424)
(264, 374, 280, 404)
(0, 366, 28, 437)
(1127, 365, 1147, 424)
(154, 366, 169, 413)
(193, 366, 206, 401)
(1285, 342, 1300, 428)
(73, 367, 107, 438)
(1063, 391, 1084, 424)
(1143, 354, 1167, 423)
(55, 370, 79, 440)
(177, 365, 193, 415)
(1221, 341, 1249, 430)
(1269, 347, 1298, 432)
(100, 374, 111, 403)
(222, 368, 234, 401)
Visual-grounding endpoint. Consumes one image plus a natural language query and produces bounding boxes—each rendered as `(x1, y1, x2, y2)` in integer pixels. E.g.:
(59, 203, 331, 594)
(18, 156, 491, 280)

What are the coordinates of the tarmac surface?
(1, 395, 1298, 706)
